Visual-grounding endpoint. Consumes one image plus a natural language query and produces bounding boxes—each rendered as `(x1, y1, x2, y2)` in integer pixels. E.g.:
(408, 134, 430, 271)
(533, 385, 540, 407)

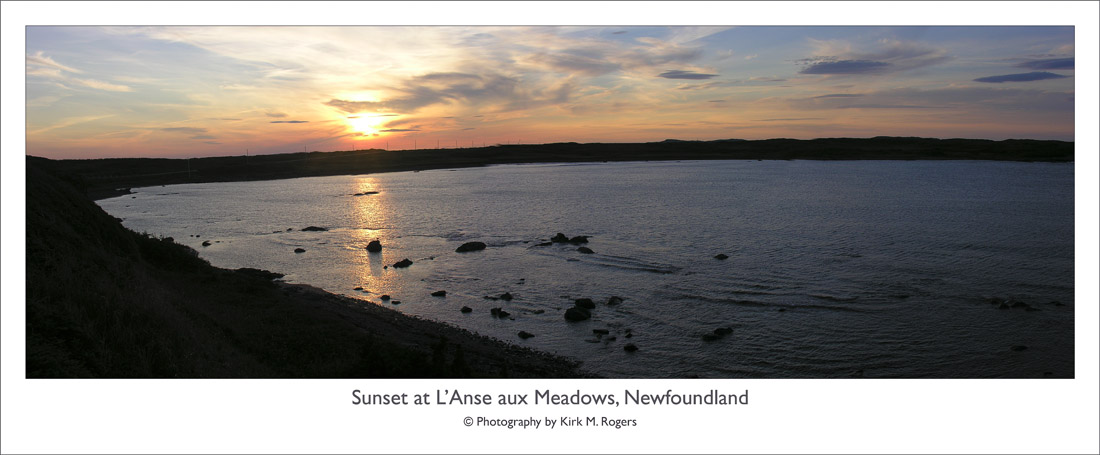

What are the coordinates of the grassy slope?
(25, 157, 583, 378)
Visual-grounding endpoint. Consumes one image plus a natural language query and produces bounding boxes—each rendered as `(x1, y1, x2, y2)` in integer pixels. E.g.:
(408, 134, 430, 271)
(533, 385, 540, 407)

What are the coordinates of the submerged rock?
(431, 290, 447, 297)
(1011, 345, 1028, 352)
(518, 331, 535, 339)
(294, 248, 306, 253)
(606, 296, 624, 305)
(533, 242, 553, 247)
(550, 233, 569, 243)
(393, 258, 413, 268)
(574, 298, 596, 309)
(455, 241, 487, 253)
(592, 329, 610, 335)
(568, 235, 589, 244)
(201, 240, 212, 247)
(713, 327, 733, 336)
(577, 247, 595, 254)
(301, 226, 328, 232)
(460, 306, 472, 313)
(623, 343, 639, 353)
(380, 295, 391, 301)
(500, 292, 514, 301)
(391, 300, 401, 305)
(714, 254, 729, 260)
(702, 334, 721, 342)
(490, 307, 511, 318)
(564, 307, 591, 322)
(366, 240, 382, 252)
(353, 286, 364, 291)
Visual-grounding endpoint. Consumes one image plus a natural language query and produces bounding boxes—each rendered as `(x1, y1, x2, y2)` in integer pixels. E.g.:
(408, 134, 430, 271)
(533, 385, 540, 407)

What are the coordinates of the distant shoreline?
(29, 136, 1073, 201)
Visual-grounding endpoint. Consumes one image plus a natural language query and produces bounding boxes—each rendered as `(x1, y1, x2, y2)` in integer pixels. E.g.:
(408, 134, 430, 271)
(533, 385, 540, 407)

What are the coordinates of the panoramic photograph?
(25, 25, 1074, 379)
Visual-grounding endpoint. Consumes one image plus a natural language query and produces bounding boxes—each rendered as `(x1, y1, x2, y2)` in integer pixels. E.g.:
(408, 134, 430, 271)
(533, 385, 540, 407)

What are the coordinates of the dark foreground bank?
(42, 136, 1073, 199)
(25, 157, 586, 378)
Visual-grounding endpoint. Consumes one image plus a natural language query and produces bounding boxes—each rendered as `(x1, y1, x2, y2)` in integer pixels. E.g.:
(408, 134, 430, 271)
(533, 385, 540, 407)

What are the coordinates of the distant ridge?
(35, 137, 1073, 200)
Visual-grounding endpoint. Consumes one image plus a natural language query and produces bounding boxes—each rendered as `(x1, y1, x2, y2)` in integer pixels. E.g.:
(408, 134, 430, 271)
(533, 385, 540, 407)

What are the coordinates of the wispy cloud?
(800, 60, 891, 75)
(1015, 58, 1074, 70)
(799, 39, 950, 75)
(266, 112, 288, 118)
(658, 70, 717, 80)
(270, 120, 309, 124)
(973, 71, 1069, 83)
(26, 51, 132, 92)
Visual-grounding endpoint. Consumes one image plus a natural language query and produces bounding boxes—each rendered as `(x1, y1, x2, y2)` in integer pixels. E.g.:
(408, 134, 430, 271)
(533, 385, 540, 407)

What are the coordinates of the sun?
(346, 116, 379, 135)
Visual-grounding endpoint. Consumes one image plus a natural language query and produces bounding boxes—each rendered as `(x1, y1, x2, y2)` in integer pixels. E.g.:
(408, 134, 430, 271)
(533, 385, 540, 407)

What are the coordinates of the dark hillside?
(25, 157, 583, 378)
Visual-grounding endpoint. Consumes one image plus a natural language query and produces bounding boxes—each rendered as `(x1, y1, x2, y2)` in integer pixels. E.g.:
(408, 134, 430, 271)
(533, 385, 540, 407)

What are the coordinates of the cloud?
(325, 71, 571, 116)
(161, 127, 207, 135)
(658, 70, 717, 80)
(26, 51, 132, 92)
(381, 128, 419, 132)
(1015, 58, 1074, 70)
(973, 72, 1069, 83)
(192, 135, 216, 140)
(799, 39, 951, 75)
(813, 93, 864, 99)
(791, 86, 1073, 112)
(266, 112, 288, 118)
(800, 60, 891, 74)
(526, 52, 621, 76)
(270, 120, 309, 123)
(612, 31, 627, 35)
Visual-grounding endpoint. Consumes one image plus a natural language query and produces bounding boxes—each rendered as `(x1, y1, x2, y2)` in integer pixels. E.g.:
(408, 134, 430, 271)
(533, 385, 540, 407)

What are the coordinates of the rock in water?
(431, 290, 447, 297)
(201, 240, 211, 247)
(606, 296, 624, 305)
(713, 327, 733, 336)
(294, 248, 306, 253)
(366, 240, 382, 252)
(702, 334, 721, 342)
(551, 233, 569, 243)
(455, 241, 487, 253)
(714, 254, 729, 260)
(1011, 345, 1028, 352)
(623, 343, 639, 352)
(574, 298, 596, 309)
(460, 306, 472, 313)
(568, 236, 589, 244)
(577, 247, 595, 254)
(379, 294, 391, 301)
(393, 258, 413, 268)
(518, 331, 535, 339)
(564, 307, 592, 321)
(500, 292, 514, 301)
(301, 226, 328, 232)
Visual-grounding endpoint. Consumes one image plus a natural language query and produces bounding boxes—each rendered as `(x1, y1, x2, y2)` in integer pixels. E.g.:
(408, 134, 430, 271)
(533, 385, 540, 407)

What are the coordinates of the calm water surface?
(99, 160, 1074, 378)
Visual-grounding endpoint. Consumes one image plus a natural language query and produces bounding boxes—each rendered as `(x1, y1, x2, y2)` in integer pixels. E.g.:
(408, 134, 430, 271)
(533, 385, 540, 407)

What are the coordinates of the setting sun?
(346, 115, 379, 135)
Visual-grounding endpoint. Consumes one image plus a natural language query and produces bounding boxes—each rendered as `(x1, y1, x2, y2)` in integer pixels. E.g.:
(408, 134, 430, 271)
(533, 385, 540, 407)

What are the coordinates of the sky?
(25, 25, 1075, 159)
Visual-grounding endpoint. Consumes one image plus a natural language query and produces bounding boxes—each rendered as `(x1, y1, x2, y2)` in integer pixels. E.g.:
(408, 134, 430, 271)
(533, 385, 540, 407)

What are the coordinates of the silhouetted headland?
(25, 157, 587, 378)
(40, 136, 1073, 200)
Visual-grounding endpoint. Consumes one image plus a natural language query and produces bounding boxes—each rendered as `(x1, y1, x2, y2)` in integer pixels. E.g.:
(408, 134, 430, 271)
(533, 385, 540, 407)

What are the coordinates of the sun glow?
(347, 116, 380, 135)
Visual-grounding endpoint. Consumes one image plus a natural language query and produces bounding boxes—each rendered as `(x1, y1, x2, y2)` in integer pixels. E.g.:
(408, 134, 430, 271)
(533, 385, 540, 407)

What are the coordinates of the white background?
(3, 2, 1098, 454)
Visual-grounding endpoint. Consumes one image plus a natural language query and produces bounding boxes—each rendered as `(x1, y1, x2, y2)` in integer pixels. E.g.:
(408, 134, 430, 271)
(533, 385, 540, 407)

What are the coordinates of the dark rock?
(353, 286, 364, 291)
(577, 247, 594, 254)
(702, 334, 721, 342)
(455, 241, 487, 253)
(294, 248, 306, 253)
(574, 298, 596, 309)
(391, 300, 401, 305)
(607, 336, 617, 341)
(236, 268, 285, 281)
(607, 296, 624, 305)
(624, 332, 633, 338)
(490, 308, 511, 318)
(366, 240, 382, 252)
(551, 233, 569, 243)
(301, 226, 328, 232)
(431, 290, 447, 297)
(483, 295, 500, 301)
(714, 254, 729, 260)
(998, 303, 1010, 309)
(568, 235, 589, 244)
(564, 307, 591, 321)
(500, 292, 514, 301)
(534, 242, 553, 247)
(778, 308, 786, 312)
(531, 309, 545, 315)
(518, 331, 535, 339)
(460, 306, 472, 313)
(1048, 300, 1064, 306)
(380, 294, 391, 301)
(163, 237, 174, 243)
(201, 240, 212, 247)
(353, 191, 380, 196)
(713, 327, 733, 336)
(1011, 345, 1028, 352)
(393, 258, 413, 268)
(623, 343, 639, 352)
(593, 329, 610, 335)
(286, 228, 294, 231)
